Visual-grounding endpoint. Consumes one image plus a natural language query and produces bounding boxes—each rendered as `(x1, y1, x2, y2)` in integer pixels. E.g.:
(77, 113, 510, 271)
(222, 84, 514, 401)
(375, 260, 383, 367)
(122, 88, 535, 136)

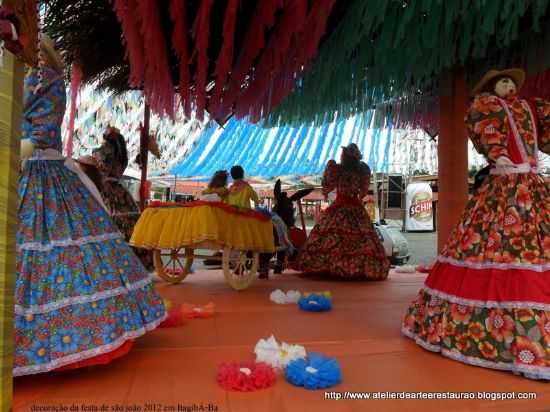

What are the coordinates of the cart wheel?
(153, 248, 194, 284)
(222, 247, 259, 290)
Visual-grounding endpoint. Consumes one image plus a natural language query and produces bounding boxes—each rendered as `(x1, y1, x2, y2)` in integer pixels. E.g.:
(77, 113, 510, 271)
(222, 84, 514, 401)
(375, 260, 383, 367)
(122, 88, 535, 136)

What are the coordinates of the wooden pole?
(139, 104, 150, 210)
(437, 68, 469, 252)
(0, 50, 24, 412)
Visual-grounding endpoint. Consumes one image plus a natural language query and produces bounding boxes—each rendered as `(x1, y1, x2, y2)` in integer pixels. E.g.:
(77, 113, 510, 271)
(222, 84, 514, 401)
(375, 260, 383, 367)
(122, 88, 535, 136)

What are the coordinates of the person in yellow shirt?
(227, 165, 260, 209)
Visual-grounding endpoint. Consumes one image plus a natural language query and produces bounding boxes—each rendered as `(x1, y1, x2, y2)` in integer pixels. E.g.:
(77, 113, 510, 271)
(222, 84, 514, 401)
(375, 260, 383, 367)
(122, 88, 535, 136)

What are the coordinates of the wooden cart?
(130, 202, 275, 290)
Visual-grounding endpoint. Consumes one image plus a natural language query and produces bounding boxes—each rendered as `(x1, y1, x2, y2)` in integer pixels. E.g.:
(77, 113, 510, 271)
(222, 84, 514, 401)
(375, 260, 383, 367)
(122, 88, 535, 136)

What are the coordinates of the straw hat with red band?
(471, 68, 525, 96)
(341, 143, 362, 160)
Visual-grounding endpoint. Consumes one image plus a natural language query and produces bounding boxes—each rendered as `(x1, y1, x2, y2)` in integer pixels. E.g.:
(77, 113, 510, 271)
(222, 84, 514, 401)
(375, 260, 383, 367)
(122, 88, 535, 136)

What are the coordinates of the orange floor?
(13, 270, 550, 412)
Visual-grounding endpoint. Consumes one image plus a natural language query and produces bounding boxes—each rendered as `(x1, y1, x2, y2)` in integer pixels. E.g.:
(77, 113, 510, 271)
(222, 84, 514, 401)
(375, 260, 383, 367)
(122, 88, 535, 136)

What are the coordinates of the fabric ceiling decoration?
(266, 0, 550, 126)
(42, 0, 342, 123)
(63, 86, 208, 175)
(170, 113, 394, 179)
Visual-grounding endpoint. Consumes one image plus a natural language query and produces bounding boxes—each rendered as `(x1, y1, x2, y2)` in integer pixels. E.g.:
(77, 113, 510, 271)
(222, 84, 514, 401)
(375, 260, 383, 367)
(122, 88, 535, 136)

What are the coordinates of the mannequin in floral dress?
(296, 144, 389, 279)
(402, 69, 550, 380)
(15, 36, 165, 376)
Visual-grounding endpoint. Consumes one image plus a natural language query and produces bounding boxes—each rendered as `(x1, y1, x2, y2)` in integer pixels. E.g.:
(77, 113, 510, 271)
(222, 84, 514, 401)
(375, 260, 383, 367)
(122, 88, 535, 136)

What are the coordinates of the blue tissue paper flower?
(285, 352, 342, 390)
(298, 294, 332, 312)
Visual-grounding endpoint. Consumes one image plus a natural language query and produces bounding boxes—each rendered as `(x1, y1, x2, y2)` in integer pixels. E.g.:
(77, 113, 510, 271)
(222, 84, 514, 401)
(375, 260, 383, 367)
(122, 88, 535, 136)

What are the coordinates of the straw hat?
(341, 143, 362, 160)
(471, 68, 525, 96)
(40, 34, 65, 74)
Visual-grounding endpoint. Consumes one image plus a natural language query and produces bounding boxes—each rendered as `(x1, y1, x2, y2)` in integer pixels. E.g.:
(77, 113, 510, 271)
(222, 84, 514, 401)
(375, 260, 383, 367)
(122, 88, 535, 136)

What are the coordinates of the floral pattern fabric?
(15, 65, 165, 376)
(92, 141, 153, 270)
(21, 66, 64, 152)
(297, 160, 389, 279)
(402, 94, 550, 380)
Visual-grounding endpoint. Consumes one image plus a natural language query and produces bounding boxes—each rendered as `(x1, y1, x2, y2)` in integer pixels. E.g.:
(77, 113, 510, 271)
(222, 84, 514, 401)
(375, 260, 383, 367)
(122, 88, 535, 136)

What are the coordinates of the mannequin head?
(491, 76, 517, 98)
(472, 69, 525, 97)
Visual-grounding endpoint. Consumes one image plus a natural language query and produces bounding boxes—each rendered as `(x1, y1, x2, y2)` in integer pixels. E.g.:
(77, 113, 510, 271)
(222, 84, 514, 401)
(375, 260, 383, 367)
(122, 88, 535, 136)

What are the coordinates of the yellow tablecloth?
(130, 205, 275, 253)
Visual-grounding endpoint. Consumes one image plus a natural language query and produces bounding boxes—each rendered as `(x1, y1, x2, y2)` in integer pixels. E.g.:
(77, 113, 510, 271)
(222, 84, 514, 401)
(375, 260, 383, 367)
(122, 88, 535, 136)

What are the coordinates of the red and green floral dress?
(296, 160, 389, 279)
(402, 94, 550, 380)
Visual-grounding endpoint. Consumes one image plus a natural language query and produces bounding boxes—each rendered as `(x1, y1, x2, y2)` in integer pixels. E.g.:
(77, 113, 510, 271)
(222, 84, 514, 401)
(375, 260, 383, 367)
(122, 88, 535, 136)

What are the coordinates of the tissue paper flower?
(298, 294, 332, 312)
(217, 362, 276, 391)
(254, 335, 306, 368)
(285, 353, 342, 390)
(180, 302, 215, 319)
(270, 289, 301, 304)
(395, 265, 416, 273)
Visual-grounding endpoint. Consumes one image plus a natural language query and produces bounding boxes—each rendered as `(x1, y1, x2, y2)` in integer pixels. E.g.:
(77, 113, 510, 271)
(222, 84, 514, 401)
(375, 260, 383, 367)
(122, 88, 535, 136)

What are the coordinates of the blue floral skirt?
(14, 159, 166, 376)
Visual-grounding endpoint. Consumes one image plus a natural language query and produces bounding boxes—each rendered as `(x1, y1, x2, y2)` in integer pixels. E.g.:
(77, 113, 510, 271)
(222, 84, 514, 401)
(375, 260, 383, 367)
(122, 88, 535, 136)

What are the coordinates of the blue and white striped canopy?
(170, 113, 393, 179)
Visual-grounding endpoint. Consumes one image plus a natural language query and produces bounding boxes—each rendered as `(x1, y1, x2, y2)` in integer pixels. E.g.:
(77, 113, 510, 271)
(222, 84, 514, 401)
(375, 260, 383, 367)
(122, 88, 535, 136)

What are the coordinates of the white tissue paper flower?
(395, 265, 416, 273)
(270, 289, 302, 304)
(254, 335, 306, 368)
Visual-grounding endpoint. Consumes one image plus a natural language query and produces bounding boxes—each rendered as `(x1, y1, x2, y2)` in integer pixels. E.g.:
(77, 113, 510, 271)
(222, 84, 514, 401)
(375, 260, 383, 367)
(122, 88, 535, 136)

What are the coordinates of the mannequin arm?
(465, 95, 510, 163)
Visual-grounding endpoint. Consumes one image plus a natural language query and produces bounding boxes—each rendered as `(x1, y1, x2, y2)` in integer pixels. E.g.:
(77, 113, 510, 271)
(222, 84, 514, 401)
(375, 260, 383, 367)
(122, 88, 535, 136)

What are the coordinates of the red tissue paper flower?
(217, 361, 276, 392)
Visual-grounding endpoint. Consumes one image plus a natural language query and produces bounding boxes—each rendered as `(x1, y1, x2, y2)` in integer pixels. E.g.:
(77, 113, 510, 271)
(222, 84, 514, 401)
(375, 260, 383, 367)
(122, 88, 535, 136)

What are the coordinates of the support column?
(0, 51, 24, 412)
(437, 68, 469, 253)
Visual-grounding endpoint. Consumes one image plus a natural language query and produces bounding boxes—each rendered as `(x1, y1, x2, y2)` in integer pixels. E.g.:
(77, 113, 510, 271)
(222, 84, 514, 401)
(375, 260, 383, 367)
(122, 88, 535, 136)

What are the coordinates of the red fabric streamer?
(65, 63, 82, 157)
(217, 362, 276, 392)
(236, 0, 307, 119)
(208, 0, 239, 120)
(191, 0, 214, 121)
(219, 0, 283, 120)
(136, 0, 174, 118)
(169, 0, 191, 118)
(113, 0, 145, 87)
(521, 69, 550, 101)
(251, 0, 336, 121)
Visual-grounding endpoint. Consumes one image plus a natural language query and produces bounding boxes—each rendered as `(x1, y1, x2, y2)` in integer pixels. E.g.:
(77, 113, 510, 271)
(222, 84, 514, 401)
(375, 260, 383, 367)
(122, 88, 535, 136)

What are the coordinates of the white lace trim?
(12, 313, 167, 377)
(18, 232, 123, 252)
(402, 325, 550, 380)
(421, 285, 550, 311)
(489, 163, 539, 175)
(437, 256, 550, 272)
(15, 275, 153, 315)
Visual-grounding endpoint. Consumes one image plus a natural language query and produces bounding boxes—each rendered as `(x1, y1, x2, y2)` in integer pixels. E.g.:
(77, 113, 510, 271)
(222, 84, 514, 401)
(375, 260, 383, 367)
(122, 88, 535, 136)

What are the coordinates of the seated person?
(226, 165, 260, 209)
(200, 170, 229, 202)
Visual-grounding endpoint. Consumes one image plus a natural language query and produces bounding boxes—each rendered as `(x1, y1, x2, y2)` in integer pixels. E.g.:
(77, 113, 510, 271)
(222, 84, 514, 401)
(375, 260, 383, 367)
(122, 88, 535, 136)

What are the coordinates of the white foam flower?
(395, 265, 416, 273)
(255, 335, 306, 368)
(270, 289, 302, 304)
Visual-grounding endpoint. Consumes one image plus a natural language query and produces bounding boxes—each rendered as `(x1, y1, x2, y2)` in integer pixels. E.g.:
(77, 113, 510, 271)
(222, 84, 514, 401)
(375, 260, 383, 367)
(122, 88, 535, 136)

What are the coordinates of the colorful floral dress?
(402, 94, 550, 380)
(91, 141, 153, 270)
(296, 160, 390, 279)
(15, 64, 166, 376)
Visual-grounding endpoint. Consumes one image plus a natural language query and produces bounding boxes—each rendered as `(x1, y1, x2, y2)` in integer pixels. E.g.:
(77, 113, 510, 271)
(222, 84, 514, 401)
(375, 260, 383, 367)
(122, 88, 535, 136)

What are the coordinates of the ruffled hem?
(401, 325, 550, 380)
(17, 232, 122, 252)
(425, 260, 550, 307)
(13, 314, 166, 377)
(54, 340, 134, 372)
(437, 256, 550, 272)
(15, 275, 154, 315)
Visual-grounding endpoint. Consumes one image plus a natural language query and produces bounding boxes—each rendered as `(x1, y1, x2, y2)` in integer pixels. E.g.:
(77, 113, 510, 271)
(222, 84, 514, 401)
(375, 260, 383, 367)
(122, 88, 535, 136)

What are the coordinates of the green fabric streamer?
(264, 0, 550, 127)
